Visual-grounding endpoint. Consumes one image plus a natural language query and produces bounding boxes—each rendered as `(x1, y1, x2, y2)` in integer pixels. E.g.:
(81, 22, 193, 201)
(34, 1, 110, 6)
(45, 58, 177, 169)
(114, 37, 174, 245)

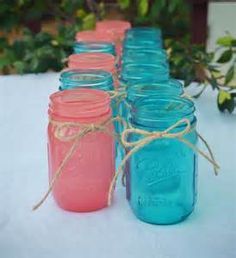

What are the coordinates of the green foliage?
(168, 34, 236, 113)
(0, 0, 235, 113)
(0, 25, 77, 74)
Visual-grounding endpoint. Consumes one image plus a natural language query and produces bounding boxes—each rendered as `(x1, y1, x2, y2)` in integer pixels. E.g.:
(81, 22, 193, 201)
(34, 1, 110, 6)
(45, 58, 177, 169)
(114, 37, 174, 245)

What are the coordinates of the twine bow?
(32, 117, 117, 211)
(107, 118, 220, 206)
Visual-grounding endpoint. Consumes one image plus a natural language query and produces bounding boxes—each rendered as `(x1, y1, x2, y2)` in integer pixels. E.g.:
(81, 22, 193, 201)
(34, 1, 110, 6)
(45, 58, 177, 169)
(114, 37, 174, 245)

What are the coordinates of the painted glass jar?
(73, 42, 116, 56)
(48, 88, 115, 212)
(126, 96, 197, 224)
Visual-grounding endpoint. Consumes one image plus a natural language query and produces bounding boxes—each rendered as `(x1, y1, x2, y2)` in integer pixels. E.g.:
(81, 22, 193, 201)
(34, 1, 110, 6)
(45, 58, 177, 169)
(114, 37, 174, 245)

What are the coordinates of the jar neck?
(130, 96, 196, 131)
(49, 88, 111, 123)
(59, 69, 114, 91)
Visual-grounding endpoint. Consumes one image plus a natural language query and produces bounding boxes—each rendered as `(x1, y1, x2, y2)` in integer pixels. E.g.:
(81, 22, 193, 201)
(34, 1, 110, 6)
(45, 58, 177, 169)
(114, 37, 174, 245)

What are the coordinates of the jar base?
(54, 199, 108, 213)
(130, 206, 195, 225)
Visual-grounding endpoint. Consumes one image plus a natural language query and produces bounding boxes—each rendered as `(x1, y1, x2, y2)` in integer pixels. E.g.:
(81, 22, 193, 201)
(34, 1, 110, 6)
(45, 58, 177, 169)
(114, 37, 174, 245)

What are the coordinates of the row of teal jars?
(126, 96, 197, 224)
(73, 42, 116, 56)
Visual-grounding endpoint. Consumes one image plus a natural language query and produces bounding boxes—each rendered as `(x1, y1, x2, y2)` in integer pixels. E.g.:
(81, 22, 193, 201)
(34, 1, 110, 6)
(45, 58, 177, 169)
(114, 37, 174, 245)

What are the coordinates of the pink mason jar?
(96, 20, 131, 56)
(67, 53, 118, 88)
(48, 88, 115, 212)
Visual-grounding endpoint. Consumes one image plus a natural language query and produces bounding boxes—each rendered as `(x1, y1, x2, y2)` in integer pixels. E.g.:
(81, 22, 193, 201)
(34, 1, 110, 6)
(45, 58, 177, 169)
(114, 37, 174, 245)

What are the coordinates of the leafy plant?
(0, 24, 78, 74)
(167, 34, 236, 113)
(0, 0, 235, 113)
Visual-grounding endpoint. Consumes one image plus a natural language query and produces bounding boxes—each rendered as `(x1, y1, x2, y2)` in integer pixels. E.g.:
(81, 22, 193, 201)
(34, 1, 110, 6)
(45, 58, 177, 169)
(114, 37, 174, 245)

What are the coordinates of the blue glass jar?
(73, 42, 116, 56)
(126, 96, 197, 225)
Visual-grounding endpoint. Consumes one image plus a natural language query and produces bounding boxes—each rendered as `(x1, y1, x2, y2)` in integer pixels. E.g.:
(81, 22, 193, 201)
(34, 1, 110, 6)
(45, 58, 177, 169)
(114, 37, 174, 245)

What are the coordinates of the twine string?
(107, 118, 220, 206)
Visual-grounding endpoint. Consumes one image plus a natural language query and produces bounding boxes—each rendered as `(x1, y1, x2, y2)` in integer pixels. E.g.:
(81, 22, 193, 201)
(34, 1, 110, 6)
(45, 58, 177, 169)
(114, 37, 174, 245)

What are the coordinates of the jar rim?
(49, 88, 111, 120)
(131, 96, 195, 129)
(60, 69, 114, 91)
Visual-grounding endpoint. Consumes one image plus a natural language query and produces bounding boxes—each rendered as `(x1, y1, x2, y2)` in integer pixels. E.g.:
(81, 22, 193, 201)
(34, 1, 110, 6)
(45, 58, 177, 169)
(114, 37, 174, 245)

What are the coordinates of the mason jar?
(126, 96, 197, 224)
(48, 88, 115, 212)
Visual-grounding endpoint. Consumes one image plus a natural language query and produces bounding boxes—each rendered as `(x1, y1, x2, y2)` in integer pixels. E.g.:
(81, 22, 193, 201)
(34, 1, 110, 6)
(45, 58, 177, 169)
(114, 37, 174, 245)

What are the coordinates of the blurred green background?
(0, 0, 235, 112)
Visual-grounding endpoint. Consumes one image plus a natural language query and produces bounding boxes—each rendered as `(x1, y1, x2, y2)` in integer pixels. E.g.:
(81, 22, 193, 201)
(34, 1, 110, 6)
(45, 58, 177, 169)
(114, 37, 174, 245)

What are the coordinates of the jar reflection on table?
(126, 96, 198, 224)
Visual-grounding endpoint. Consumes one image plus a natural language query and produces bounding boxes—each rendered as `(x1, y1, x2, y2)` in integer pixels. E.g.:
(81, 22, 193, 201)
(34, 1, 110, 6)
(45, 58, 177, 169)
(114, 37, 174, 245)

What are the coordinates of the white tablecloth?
(0, 73, 235, 258)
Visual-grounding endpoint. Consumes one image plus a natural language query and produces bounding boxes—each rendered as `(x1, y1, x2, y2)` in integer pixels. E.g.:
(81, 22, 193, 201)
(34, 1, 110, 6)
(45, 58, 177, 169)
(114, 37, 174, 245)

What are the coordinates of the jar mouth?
(68, 53, 115, 71)
(60, 69, 114, 91)
(131, 96, 195, 130)
(49, 88, 111, 120)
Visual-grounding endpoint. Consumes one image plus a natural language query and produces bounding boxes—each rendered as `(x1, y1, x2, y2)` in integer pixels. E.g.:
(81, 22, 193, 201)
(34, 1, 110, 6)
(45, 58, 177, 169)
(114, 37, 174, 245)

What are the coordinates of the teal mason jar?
(73, 42, 116, 56)
(126, 96, 197, 224)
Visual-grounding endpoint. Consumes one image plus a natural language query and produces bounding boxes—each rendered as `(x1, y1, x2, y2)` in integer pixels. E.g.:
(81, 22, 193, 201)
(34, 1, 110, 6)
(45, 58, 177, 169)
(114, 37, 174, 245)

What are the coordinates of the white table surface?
(0, 73, 235, 258)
